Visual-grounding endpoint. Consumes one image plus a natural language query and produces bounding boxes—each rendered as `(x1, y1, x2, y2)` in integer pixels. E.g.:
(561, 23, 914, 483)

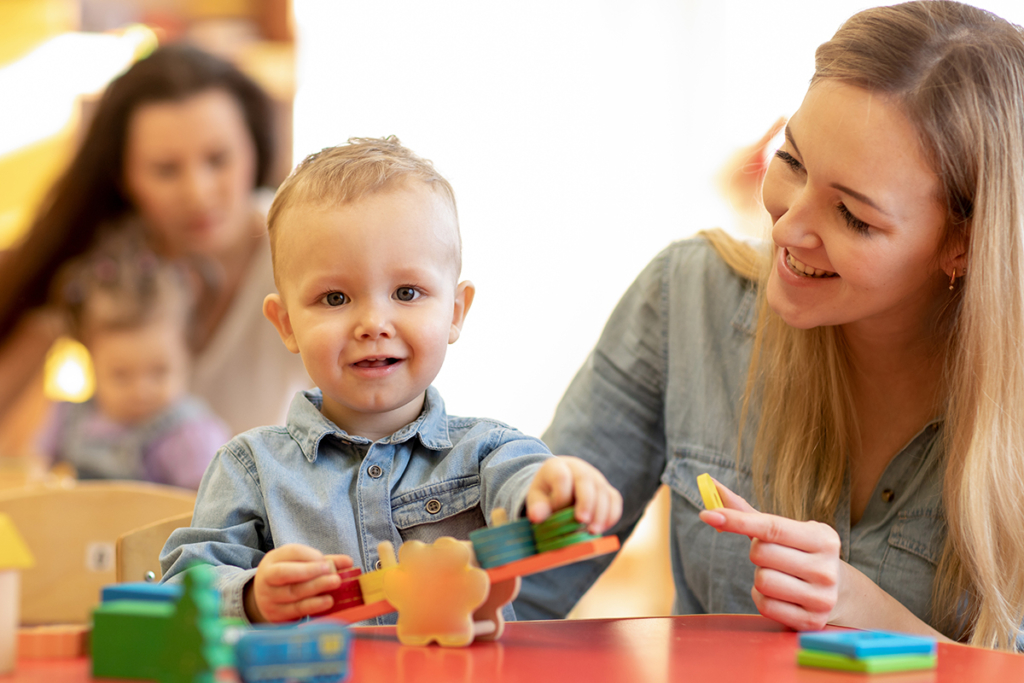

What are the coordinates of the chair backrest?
(0, 480, 195, 624)
(116, 511, 193, 584)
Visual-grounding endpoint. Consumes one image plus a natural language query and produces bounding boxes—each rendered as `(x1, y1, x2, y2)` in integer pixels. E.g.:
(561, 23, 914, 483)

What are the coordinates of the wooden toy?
(324, 567, 364, 611)
(799, 631, 937, 658)
(470, 511, 536, 568)
(102, 581, 183, 603)
(797, 630, 938, 674)
(16, 624, 90, 660)
(384, 537, 490, 647)
(236, 621, 352, 683)
(796, 649, 937, 673)
(319, 529, 621, 647)
(0, 513, 35, 674)
(157, 564, 234, 683)
(91, 599, 175, 680)
(696, 473, 724, 510)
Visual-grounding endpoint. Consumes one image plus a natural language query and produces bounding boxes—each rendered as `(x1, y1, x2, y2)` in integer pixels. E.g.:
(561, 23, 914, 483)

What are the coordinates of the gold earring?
(949, 268, 957, 291)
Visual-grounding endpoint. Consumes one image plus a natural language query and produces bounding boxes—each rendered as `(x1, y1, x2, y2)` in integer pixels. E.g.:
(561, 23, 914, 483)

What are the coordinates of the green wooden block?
(797, 648, 937, 673)
(91, 600, 175, 680)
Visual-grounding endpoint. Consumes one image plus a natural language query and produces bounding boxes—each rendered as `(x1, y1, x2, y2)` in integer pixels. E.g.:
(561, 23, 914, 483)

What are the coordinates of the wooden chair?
(115, 511, 193, 584)
(0, 480, 195, 624)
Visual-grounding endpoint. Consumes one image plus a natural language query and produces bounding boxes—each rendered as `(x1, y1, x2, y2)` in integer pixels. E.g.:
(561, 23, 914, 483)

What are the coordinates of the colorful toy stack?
(325, 567, 364, 611)
(531, 507, 599, 553)
(470, 518, 536, 568)
(797, 631, 937, 674)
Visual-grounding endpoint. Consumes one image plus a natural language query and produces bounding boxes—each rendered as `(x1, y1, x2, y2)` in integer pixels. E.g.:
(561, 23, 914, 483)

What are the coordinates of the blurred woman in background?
(0, 44, 309, 445)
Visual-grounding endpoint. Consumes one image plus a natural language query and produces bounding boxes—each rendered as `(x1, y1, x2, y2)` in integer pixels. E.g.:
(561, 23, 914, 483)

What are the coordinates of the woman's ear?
(263, 293, 300, 353)
(448, 280, 476, 344)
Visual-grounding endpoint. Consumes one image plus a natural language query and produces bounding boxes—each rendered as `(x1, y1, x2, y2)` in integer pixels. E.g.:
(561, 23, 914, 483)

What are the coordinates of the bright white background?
(293, 1, 1024, 439)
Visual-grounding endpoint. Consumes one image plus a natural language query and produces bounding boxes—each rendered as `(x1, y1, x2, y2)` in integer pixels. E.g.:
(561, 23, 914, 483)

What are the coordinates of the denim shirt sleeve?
(514, 244, 671, 620)
(159, 438, 268, 620)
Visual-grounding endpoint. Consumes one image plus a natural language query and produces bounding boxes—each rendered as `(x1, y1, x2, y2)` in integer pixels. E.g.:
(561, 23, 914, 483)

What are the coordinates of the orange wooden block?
(320, 598, 395, 623)
(17, 624, 90, 659)
(485, 535, 620, 584)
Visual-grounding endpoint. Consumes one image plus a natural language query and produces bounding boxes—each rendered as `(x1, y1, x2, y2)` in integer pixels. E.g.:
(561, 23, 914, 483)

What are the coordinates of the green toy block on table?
(91, 600, 174, 680)
(157, 564, 234, 683)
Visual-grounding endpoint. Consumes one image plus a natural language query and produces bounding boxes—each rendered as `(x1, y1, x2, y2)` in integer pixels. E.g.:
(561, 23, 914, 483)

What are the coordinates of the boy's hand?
(243, 544, 353, 623)
(525, 456, 623, 534)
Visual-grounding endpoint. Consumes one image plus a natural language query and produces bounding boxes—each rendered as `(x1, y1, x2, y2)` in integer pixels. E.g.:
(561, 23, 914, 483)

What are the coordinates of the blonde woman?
(516, 1, 1024, 650)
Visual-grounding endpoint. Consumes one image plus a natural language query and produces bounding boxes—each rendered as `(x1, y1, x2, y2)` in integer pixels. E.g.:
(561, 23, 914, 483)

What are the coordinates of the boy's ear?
(263, 293, 300, 354)
(448, 280, 475, 344)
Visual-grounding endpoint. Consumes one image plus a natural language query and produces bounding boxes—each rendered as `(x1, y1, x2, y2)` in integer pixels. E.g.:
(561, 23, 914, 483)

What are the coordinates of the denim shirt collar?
(285, 386, 454, 463)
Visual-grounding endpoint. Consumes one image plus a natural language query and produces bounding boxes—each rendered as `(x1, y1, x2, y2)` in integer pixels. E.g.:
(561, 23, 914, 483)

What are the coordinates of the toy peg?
(378, 541, 398, 569)
(491, 508, 508, 526)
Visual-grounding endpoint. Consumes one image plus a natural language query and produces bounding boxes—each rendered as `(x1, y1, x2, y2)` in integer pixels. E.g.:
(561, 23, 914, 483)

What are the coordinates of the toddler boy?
(161, 137, 622, 624)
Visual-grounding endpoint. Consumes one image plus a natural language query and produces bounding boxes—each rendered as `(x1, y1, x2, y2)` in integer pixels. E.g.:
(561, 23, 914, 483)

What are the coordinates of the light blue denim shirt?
(161, 385, 549, 624)
(515, 237, 948, 633)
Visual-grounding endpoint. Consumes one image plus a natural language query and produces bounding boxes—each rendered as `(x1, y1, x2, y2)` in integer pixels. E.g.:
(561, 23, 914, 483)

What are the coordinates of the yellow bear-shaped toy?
(383, 537, 489, 647)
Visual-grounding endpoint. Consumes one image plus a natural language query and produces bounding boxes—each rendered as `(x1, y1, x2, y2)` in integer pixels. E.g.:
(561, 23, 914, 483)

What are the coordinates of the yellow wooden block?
(697, 473, 724, 511)
(0, 513, 34, 569)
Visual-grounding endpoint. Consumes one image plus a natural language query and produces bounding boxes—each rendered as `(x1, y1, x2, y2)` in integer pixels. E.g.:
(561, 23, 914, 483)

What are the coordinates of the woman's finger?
(751, 585, 829, 632)
(752, 565, 837, 616)
(749, 538, 840, 587)
(702, 509, 838, 554)
(711, 477, 758, 513)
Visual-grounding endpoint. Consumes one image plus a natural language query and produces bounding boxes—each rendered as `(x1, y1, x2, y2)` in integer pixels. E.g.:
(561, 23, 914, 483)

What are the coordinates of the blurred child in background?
(36, 231, 228, 489)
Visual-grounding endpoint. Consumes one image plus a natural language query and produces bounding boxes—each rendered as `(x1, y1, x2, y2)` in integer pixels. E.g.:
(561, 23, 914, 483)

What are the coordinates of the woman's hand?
(244, 544, 353, 623)
(698, 478, 841, 631)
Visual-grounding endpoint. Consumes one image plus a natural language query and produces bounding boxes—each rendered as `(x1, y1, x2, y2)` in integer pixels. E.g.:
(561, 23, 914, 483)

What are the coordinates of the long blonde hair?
(711, 1, 1024, 650)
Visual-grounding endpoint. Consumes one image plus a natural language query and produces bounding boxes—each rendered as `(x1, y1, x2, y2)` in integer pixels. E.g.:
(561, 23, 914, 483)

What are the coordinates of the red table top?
(8, 614, 1024, 683)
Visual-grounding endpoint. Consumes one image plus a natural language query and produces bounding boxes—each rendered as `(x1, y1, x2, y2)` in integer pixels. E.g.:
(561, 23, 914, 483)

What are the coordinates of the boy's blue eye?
(323, 292, 348, 306)
(395, 287, 419, 302)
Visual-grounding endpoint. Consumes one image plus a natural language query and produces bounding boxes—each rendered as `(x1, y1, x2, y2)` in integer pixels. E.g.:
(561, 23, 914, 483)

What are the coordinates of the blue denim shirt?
(515, 237, 947, 631)
(161, 385, 550, 624)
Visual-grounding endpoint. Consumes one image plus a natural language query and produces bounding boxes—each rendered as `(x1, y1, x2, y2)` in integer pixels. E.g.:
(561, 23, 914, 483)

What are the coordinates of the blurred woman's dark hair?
(0, 43, 275, 342)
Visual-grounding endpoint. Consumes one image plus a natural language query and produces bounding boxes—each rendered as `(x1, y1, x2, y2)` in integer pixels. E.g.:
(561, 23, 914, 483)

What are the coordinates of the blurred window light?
(0, 25, 156, 158)
(44, 337, 95, 403)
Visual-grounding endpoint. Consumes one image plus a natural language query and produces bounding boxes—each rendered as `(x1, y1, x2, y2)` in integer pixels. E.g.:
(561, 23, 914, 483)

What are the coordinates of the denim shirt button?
(425, 499, 442, 514)
(375, 560, 382, 570)
(368, 465, 384, 478)
(881, 488, 895, 503)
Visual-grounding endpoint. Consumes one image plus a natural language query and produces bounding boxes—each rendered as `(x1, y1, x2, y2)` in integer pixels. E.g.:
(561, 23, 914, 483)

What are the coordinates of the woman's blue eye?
(323, 292, 348, 306)
(395, 287, 418, 302)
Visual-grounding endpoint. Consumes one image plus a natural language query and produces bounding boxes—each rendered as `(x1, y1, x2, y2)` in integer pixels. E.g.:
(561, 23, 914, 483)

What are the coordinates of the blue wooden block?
(799, 630, 937, 658)
(101, 581, 184, 603)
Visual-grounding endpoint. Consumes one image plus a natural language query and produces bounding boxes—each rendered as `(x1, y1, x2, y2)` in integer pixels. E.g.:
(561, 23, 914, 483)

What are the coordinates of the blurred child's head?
(56, 232, 194, 425)
(263, 137, 474, 439)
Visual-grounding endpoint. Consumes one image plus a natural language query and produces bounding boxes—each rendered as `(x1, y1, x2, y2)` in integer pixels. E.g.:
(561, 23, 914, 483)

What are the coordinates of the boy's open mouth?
(354, 357, 401, 368)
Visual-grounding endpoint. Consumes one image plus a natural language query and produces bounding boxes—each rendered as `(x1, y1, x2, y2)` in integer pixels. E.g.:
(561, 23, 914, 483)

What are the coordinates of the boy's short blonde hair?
(267, 136, 461, 280)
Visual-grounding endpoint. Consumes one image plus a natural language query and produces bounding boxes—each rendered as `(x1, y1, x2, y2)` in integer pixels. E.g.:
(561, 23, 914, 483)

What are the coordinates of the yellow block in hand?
(697, 473, 724, 511)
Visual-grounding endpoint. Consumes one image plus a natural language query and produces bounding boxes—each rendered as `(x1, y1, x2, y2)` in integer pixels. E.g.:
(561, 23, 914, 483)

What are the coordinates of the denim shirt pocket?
(391, 475, 486, 544)
(876, 509, 945, 623)
(661, 446, 757, 614)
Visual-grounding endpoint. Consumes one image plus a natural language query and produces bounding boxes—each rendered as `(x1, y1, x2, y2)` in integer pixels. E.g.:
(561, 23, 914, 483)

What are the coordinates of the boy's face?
(90, 320, 190, 425)
(264, 181, 473, 439)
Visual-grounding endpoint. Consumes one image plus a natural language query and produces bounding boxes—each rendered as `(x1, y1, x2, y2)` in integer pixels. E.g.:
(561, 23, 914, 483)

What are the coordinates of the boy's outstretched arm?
(243, 544, 353, 623)
(525, 456, 623, 534)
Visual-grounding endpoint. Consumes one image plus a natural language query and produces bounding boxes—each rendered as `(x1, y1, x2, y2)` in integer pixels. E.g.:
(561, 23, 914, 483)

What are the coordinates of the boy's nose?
(355, 305, 394, 339)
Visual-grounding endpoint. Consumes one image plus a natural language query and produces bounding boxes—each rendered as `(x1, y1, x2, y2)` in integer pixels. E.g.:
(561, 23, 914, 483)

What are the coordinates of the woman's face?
(123, 89, 258, 259)
(762, 80, 954, 337)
